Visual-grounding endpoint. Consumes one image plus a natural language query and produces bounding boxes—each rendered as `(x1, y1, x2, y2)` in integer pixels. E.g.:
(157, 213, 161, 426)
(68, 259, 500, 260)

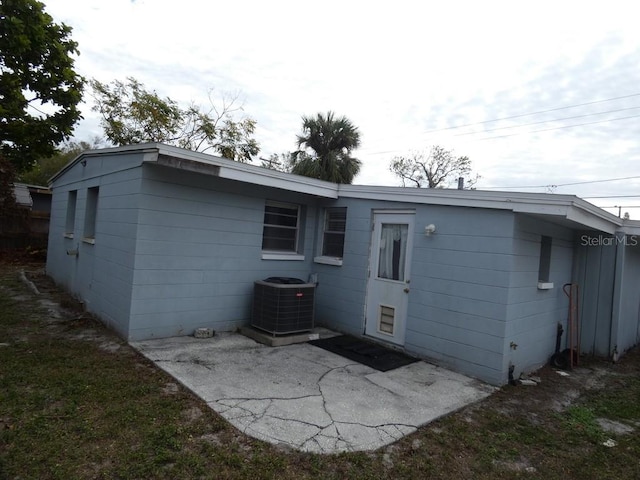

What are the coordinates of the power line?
(485, 175, 640, 190)
(424, 92, 640, 134)
(550, 175, 640, 188)
(583, 195, 640, 199)
(357, 94, 640, 157)
(476, 113, 640, 141)
(455, 106, 640, 137)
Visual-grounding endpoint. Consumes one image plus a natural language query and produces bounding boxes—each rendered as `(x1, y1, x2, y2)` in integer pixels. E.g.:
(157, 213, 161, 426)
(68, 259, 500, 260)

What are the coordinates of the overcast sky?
(45, 0, 640, 218)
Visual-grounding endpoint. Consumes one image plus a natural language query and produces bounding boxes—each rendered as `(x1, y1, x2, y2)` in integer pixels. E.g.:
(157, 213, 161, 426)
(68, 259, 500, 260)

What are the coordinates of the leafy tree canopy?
(0, 0, 85, 172)
(290, 111, 361, 184)
(389, 145, 479, 188)
(90, 77, 259, 162)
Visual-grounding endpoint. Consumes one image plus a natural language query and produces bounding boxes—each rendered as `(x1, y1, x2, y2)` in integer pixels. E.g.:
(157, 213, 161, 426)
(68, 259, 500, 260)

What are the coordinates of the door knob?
(404, 288, 410, 293)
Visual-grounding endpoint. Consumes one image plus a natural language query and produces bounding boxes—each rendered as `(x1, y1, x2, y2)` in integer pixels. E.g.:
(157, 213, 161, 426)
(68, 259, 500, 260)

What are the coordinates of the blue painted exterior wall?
(312, 199, 517, 385)
(312, 198, 371, 336)
(504, 215, 574, 382)
(47, 151, 145, 337)
(128, 164, 320, 340)
(47, 154, 323, 341)
(611, 236, 640, 355)
(573, 233, 640, 358)
(572, 234, 616, 356)
(406, 206, 514, 385)
(314, 201, 582, 385)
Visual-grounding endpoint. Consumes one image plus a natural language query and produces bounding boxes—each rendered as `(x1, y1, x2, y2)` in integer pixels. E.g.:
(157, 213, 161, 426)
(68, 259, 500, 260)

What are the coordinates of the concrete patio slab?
(132, 331, 495, 453)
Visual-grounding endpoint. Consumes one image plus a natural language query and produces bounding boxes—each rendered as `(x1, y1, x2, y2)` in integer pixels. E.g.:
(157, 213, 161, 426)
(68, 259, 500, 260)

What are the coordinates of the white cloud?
(44, 0, 640, 217)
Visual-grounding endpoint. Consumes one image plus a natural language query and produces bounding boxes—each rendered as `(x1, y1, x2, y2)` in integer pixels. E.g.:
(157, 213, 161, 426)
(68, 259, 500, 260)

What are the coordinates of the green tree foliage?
(290, 111, 361, 184)
(389, 145, 479, 188)
(90, 78, 260, 162)
(0, 155, 29, 235)
(0, 0, 85, 173)
(18, 139, 102, 185)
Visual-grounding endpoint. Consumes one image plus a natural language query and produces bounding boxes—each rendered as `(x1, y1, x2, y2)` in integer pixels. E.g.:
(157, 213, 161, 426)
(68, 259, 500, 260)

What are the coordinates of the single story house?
(46, 143, 640, 385)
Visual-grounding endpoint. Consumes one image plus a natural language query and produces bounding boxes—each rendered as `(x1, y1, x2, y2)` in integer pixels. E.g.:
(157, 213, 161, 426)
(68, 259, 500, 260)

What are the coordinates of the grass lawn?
(1, 261, 639, 479)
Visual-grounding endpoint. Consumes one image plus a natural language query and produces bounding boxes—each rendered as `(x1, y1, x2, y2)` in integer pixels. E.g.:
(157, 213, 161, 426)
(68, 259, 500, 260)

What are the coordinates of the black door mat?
(308, 335, 419, 372)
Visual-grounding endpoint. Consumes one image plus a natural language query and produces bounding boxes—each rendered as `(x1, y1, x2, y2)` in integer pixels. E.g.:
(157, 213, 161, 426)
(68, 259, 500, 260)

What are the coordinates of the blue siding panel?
(617, 243, 640, 352)
(505, 215, 575, 379)
(572, 236, 615, 356)
(127, 165, 320, 340)
(46, 153, 144, 338)
(313, 200, 515, 384)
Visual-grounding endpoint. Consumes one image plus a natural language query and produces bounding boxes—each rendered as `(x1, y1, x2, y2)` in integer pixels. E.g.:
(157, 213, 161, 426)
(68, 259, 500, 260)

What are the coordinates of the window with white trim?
(321, 207, 347, 258)
(262, 201, 300, 252)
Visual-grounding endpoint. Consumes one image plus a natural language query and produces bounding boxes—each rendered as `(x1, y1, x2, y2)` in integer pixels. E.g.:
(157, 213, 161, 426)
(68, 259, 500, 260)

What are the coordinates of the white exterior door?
(365, 211, 415, 346)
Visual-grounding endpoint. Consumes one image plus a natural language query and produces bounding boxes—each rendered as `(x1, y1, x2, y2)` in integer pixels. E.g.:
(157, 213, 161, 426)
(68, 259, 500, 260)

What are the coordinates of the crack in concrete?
(207, 362, 419, 452)
(136, 339, 492, 453)
(289, 362, 418, 452)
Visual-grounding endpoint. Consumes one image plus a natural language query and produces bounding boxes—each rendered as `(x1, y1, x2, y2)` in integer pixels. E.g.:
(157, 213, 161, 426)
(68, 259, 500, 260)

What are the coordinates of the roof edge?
(339, 185, 623, 232)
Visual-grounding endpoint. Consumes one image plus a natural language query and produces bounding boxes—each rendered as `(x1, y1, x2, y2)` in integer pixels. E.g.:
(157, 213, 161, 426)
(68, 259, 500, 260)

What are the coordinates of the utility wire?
(583, 195, 640, 199)
(360, 104, 640, 156)
(476, 113, 640, 141)
(423, 92, 640, 134)
(485, 175, 640, 190)
(455, 106, 640, 137)
(601, 205, 640, 208)
(357, 95, 640, 157)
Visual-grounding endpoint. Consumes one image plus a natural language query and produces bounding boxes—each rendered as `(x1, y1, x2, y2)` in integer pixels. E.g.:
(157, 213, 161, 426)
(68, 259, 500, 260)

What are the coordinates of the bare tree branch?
(390, 146, 479, 189)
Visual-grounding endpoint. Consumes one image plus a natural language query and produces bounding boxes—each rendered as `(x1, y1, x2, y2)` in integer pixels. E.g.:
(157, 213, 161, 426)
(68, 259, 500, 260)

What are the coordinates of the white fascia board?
(339, 185, 577, 211)
(565, 207, 618, 234)
(153, 144, 338, 199)
(219, 166, 338, 198)
(50, 142, 338, 199)
(339, 185, 622, 232)
(511, 203, 571, 216)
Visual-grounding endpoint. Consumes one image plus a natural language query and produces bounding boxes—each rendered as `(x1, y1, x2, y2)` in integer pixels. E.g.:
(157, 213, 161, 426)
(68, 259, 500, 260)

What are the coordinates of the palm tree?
(291, 111, 362, 184)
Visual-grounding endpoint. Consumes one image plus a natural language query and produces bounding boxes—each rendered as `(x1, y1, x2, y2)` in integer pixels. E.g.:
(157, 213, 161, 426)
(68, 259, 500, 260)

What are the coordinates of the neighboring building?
(46, 144, 640, 385)
(0, 183, 51, 250)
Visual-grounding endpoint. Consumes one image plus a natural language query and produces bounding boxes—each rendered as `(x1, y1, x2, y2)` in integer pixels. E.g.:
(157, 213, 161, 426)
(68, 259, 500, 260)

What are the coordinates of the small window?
(83, 186, 99, 243)
(262, 201, 300, 252)
(538, 236, 552, 282)
(322, 207, 347, 258)
(65, 190, 77, 237)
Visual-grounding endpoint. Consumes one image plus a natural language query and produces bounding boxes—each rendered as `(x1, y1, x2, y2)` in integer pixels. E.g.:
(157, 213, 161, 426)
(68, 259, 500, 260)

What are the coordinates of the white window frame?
(261, 201, 303, 260)
(314, 207, 346, 266)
